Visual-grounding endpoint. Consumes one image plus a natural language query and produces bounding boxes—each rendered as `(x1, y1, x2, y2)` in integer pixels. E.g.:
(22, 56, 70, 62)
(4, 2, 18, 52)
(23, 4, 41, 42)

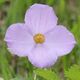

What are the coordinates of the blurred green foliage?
(0, 0, 80, 80)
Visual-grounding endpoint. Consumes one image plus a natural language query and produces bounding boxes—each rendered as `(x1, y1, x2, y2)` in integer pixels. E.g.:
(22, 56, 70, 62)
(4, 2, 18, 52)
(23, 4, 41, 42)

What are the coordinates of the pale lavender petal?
(45, 25, 76, 56)
(4, 23, 34, 56)
(28, 44, 58, 68)
(5, 23, 33, 42)
(25, 4, 58, 34)
(7, 42, 34, 57)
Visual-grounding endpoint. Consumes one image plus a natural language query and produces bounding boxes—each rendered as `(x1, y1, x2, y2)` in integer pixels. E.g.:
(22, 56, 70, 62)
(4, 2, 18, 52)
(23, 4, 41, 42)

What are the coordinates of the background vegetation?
(0, 0, 80, 80)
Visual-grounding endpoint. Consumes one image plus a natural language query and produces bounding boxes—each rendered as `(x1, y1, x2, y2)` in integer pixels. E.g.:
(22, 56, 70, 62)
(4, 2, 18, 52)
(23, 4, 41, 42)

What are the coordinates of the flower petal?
(28, 44, 58, 68)
(25, 4, 58, 34)
(5, 23, 33, 42)
(7, 42, 34, 57)
(4, 23, 34, 56)
(45, 25, 76, 56)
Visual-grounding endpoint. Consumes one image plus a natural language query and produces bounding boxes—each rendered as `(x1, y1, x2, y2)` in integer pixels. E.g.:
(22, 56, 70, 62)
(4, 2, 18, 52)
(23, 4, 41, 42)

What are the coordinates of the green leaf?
(71, 15, 80, 44)
(0, 0, 5, 4)
(5, 0, 27, 27)
(65, 65, 80, 80)
(46, 0, 55, 5)
(11, 76, 24, 80)
(35, 69, 60, 80)
(26, 0, 33, 7)
(0, 0, 5, 7)
(0, 43, 13, 80)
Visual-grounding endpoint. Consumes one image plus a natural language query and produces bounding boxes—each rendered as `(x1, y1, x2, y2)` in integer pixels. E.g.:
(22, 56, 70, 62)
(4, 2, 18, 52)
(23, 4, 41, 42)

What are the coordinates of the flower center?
(33, 33, 45, 44)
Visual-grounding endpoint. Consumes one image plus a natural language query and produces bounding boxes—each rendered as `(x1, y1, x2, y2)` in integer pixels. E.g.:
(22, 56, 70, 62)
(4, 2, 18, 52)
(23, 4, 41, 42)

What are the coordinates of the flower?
(4, 4, 76, 68)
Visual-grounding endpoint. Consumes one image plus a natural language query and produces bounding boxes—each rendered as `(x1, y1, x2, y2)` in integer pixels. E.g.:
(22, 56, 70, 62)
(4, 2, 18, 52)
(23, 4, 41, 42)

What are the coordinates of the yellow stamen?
(33, 33, 45, 44)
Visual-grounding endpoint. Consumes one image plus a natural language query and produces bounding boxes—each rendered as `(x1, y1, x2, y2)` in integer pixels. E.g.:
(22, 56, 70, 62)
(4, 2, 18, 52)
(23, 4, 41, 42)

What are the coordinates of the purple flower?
(4, 4, 76, 68)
